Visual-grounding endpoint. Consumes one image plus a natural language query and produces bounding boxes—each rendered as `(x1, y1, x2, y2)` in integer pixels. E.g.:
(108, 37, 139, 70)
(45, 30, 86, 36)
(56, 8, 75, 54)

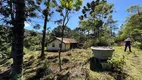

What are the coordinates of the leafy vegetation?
(0, 0, 142, 80)
(53, 0, 83, 71)
(51, 25, 71, 37)
(79, 0, 117, 47)
(24, 30, 42, 51)
(118, 5, 142, 49)
(0, 26, 12, 59)
(1, 46, 142, 80)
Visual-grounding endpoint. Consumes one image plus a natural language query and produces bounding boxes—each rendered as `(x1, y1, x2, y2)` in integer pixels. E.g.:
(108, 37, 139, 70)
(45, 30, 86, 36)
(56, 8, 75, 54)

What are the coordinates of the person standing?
(124, 38, 132, 52)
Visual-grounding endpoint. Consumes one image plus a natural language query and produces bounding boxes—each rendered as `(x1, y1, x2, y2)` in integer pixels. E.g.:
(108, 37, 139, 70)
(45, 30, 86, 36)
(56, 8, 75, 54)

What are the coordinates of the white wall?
(66, 43, 70, 50)
(47, 39, 70, 51)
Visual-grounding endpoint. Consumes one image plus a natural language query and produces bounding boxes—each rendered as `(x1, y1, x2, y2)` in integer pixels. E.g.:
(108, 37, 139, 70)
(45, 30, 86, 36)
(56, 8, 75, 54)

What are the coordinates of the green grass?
(111, 46, 142, 79)
(0, 46, 142, 80)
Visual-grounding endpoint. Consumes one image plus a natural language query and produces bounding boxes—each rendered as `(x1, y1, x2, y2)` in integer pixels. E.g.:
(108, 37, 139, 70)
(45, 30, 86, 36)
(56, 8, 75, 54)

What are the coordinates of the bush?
(107, 54, 125, 72)
(0, 43, 11, 59)
(30, 45, 41, 51)
(96, 36, 115, 46)
(83, 39, 96, 48)
(83, 36, 115, 48)
(133, 41, 142, 49)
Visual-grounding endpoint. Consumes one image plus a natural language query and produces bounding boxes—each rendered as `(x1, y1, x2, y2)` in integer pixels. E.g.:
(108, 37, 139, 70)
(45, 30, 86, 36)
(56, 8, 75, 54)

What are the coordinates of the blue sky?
(25, 0, 142, 32)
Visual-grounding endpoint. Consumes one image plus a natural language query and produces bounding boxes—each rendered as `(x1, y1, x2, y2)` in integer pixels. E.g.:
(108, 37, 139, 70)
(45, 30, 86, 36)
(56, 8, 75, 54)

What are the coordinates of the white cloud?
(25, 22, 30, 27)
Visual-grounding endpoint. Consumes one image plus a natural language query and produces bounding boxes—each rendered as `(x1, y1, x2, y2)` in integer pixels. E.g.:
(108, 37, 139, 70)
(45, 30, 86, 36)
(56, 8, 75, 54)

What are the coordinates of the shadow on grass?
(109, 71, 130, 80)
(27, 66, 55, 80)
(0, 69, 11, 80)
(0, 59, 7, 65)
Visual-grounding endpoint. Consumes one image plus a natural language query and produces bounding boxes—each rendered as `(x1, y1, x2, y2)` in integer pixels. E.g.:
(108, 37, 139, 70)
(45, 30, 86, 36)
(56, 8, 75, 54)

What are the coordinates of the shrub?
(133, 41, 142, 49)
(83, 39, 96, 48)
(95, 36, 115, 46)
(107, 54, 125, 72)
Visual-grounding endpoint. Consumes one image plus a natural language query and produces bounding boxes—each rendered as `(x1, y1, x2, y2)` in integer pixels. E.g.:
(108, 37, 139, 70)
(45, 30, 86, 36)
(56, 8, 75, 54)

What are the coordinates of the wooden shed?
(47, 37, 78, 51)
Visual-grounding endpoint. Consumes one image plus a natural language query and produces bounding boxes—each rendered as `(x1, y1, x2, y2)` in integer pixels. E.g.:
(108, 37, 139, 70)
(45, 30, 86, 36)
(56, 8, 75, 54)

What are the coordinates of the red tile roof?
(56, 37, 78, 43)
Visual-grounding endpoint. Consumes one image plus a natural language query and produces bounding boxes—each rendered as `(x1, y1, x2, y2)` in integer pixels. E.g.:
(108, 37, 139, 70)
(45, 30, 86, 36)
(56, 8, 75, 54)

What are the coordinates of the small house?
(47, 37, 78, 51)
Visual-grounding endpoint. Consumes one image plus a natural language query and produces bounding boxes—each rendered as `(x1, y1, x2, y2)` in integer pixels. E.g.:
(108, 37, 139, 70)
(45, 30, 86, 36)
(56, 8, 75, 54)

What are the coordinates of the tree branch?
(65, 16, 70, 26)
(63, 10, 70, 26)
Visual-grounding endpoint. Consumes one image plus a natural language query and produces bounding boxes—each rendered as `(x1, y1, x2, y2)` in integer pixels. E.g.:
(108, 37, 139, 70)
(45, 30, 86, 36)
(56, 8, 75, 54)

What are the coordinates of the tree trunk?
(58, 9, 69, 72)
(58, 26, 65, 71)
(58, 49, 62, 71)
(12, 0, 25, 79)
(40, 0, 50, 59)
(10, 0, 15, 58)
(40, 13, 48, 59)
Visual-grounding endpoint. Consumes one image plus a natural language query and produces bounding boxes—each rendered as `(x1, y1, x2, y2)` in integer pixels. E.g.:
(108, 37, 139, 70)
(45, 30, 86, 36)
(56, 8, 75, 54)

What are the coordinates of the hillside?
(0, 46, 142, 80)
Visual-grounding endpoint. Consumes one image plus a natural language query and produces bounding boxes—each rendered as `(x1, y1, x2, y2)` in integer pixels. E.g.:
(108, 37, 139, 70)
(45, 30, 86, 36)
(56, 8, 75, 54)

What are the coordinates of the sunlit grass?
(0, 46, 142, 80)
(113, 46, 142, 79)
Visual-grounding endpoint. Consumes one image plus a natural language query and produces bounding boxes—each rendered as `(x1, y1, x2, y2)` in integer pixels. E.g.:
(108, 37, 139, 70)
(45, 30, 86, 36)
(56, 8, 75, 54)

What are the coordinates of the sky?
(25, 0, 142, 32)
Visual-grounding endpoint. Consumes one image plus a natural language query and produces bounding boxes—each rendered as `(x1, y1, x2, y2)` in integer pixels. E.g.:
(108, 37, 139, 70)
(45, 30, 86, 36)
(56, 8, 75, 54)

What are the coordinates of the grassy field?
(0, 46, 142, 80)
